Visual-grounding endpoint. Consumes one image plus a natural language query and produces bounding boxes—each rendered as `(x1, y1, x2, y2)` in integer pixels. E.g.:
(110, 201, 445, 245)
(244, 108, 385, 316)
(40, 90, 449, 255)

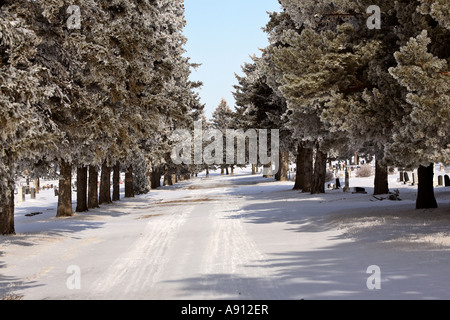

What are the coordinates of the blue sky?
(183, 0, 282, 118)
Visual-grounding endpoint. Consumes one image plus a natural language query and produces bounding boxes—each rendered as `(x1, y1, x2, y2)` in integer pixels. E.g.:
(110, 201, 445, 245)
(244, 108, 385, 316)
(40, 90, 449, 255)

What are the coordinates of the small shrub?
(356, 164, 374, 177)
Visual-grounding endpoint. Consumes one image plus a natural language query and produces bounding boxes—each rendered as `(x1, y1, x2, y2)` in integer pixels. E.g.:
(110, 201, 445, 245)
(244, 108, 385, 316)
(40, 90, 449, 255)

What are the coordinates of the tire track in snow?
(88, 204, 190, 299)
(201, 197, 283, 300)
(88, 181, 282, 299)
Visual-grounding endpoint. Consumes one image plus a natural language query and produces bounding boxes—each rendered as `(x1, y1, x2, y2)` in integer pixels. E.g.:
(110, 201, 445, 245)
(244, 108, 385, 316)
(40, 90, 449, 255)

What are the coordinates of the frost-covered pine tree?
(274, 0, 448, 206)
(29, 0, 129, 216)
(210, 98, 233, 175)
(233, 56, 291, 181)
(267, 3, 360, 194)
(380, 0, 449, 209)
(260, 10, 314, 189)
(387, 29, 449, 209)
(0, 0, 60, 234)
(149, 0, 203, 186)
(294, 0, 406, 196)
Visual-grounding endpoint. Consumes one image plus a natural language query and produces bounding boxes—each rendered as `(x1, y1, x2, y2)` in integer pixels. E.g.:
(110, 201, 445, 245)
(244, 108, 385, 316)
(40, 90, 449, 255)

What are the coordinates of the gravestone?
(353, 187, 367, 194)
(438, 175, 444, 186)
(403, 172, 410, 184)
(399, 171, 404, 182)
(18, 186, 25, 203)
(31, 188, 36, 199)
(445, 175, 450, 187)
(336, 178, 341, 189)
(412, 172, 418, 186)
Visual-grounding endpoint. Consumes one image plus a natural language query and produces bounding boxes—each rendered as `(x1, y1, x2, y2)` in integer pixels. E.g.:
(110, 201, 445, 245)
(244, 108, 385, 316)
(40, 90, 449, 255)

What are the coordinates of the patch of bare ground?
(137, 214, 163, 220)
(1, 293, 24, 300)
(134, 197, 221, 210)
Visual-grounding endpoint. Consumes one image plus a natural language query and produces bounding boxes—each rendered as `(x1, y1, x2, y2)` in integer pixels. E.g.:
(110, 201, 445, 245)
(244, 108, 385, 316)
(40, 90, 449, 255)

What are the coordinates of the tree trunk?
(57, 160, 73, 217)
(302, 147, 313, 193)
(374, 160, 389, 195)
(293, 144, 305, 190)
(155, 168, 161, 188)
(150, 167, 161, 190)
(206, 167, 210, 178)
(99, 161, 112, 205)
(278, 150, 289, 182)
(88, 166, 99, 209)
(76, 166, 88, 212)
(125, 165, 135, 198)
(33, 178, 40, 194)
(343, 165, 350, 192)
(416, 163, 438, 209)
(112, 162, 120, 201)
(251, 164, 256, 175)
(311, 148, 327, 194)
(164, 166, 170, 186)
(0, 178, 15, 235)
(275, 154, 281, 181)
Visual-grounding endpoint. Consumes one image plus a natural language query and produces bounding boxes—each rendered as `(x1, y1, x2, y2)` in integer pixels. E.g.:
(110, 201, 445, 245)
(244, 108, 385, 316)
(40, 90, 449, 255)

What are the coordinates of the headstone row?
(400, 171, 450, 187)
(16, 186, 38, 203)
(439, 175, 450, 187)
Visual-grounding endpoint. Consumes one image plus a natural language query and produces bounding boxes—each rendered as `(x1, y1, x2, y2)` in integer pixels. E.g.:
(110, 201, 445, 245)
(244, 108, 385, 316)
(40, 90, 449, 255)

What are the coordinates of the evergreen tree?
(273, 0, 449, 205)
(211, 98, 233, 175)
(0, 0, 59, 234)
(233, 57, 291, 181)
(387, 30, 449, 209)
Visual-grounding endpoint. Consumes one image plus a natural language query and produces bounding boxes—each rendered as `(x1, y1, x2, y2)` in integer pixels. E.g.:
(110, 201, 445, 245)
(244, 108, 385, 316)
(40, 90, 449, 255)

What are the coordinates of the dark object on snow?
(372, 190, 401, 201)
(445, 175, 450, 187)
(25, 212, 43, 217)
(388, 189, 401, 201)
(438, 175, 443, 186)
(416, 164, 438, 209)
(336, 178, 341, 189)
(403, 172, 410, 183)
(352, 187, 367, 194)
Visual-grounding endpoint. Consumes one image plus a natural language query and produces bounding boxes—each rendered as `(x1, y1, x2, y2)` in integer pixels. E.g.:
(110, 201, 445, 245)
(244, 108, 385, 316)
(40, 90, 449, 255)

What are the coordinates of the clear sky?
(183, 0, 282, 118)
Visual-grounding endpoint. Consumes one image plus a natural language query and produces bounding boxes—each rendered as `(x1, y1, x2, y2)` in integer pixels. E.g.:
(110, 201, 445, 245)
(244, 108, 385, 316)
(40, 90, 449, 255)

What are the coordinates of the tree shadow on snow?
(161, 236, 450, 300)
(0, 258, 43, 300)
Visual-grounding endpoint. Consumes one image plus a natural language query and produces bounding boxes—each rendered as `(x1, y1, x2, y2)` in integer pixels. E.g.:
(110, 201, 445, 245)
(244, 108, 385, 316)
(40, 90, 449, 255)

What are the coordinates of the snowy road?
(87, 184, 283, 300)
(1, 171, 450, 300)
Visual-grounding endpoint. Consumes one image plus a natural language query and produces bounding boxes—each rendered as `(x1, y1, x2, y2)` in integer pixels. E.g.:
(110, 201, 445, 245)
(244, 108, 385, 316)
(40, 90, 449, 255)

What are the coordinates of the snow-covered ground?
(1, 168, 450, 300)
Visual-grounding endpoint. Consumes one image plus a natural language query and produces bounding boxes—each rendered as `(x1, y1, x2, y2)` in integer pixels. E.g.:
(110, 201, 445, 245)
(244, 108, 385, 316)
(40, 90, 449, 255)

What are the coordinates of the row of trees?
(1, 1, 448, 235)
(0, 0, 203, 235)
(230, 0, 448, 206)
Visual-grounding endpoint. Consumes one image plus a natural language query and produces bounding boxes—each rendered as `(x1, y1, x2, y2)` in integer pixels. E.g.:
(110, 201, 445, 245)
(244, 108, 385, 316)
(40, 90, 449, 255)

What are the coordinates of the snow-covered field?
(1, 168, 450, 300)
